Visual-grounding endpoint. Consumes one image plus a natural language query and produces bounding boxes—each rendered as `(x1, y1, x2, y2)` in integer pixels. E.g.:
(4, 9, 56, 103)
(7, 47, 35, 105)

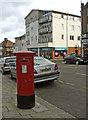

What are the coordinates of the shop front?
(54, 47, 68, 59)
(82, 38, 88, 58)
(40, 47, 52, 59)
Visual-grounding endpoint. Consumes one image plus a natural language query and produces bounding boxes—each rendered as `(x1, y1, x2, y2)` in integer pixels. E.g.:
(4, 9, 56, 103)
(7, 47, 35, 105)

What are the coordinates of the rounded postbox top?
(14, 51, 36, 56)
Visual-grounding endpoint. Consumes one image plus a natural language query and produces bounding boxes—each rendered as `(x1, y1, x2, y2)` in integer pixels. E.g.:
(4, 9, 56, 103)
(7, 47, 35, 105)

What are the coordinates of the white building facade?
(25, 9, 81, 59)
(13, 34, 26, 52)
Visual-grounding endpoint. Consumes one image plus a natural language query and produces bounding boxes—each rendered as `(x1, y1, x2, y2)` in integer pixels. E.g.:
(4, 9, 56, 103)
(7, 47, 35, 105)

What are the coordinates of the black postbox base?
(17, 94, 35, 109)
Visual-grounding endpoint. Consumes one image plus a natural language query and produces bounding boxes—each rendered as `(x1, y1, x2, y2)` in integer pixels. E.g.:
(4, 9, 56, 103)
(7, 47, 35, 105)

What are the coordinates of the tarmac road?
(35, 60, 87, 118)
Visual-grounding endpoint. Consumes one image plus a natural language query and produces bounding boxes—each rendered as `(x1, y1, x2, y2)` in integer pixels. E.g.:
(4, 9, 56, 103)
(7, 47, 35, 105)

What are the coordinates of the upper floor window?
(31, 27, 33, 31)
(35, 26, 37, 30)
(31, 36, 33, 41)
(77, 17, 81, 22)
(70, 16, 74, 20)
(70, 25, 74, 31)
(35, 36, 37, 41)
(78, 36, 80, 40)
(87, 8, 88, 16)
(78, 26, 81, 31)
(87, 24, 88, 32)
(61, 34, 64, 40)
(61, 14, 64, 18)
(31, 18, 33, 22)
(61, 24, 64, 30)
(70, 35, 74, 40)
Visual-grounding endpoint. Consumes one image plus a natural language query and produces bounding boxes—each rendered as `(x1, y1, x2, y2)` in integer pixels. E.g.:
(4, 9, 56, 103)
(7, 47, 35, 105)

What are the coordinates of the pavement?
(1, 72, 75, 118)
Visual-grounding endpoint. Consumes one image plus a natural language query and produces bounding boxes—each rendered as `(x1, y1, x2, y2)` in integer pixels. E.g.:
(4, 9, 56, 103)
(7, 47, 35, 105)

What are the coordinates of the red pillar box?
(14, 51, 36, 109)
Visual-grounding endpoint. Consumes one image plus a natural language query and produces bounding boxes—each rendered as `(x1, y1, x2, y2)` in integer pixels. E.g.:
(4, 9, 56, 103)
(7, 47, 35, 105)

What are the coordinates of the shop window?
(55, 51, 67, 57)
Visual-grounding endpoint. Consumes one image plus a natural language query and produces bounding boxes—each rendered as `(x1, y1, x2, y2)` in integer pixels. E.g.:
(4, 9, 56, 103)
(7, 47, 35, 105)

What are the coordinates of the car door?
(11, 62, 16, 78)
(70, 55, 76, 63)
(66, 54, 72, 63)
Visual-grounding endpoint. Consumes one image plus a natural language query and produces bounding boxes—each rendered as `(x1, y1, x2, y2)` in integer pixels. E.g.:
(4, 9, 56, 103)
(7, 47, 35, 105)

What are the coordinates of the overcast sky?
(0, 0, 87, 43)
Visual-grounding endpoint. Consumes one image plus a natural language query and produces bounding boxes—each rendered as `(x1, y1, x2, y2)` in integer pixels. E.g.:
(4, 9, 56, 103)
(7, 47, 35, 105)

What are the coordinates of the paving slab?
(1, 72, 75, 118)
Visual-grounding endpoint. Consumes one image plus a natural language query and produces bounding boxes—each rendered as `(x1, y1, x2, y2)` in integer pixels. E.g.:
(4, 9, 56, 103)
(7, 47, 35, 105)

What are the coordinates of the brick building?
(0, 43, 2, 57)
(81, 2, 88, 58)
(2, 38, 13, 56)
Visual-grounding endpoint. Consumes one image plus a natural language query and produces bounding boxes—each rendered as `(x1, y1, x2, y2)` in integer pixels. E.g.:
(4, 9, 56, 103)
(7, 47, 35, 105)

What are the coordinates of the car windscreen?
(34, 57, 53, 65)
(5, 58, 16, 63)
(75, 55, 82, 58)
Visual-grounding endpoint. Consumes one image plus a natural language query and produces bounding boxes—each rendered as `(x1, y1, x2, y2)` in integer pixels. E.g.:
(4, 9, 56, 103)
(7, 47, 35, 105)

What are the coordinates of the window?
(70, 25, 74, 31)
(31, 27, 33, 31)
(77, 17, 81, 22)
(70, 16, 74, 20)
(61, 34, 64, 40)
(26, 31, 30, 36)
(31, 18, 33, 22)
(31, 36, 33, 41)
(87, 24, 88, 32)
(61, 24, 64, 30)
(70, 35, 74, 40)
(61, 14, 64, 18)
(35, 26, 37, 30)
(78, 36, 80, 40)
(78, 26, 80, 31)
(87, 8, 88, 16)
(35, 36, 37, 41)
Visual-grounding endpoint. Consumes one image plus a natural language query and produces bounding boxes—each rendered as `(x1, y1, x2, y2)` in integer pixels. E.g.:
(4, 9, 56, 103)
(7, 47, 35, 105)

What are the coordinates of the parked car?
(0, 56, 16, 74)
(10, 56, 60, 83)
(64, 54, 88, 65)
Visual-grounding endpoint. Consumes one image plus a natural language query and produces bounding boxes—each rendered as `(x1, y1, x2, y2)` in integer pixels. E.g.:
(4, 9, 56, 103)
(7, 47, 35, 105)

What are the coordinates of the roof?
(2, 39, 13, 48)
(6, 40, 13, 47)
(15, 34, 25, 40)
(25, 9, 81, 19)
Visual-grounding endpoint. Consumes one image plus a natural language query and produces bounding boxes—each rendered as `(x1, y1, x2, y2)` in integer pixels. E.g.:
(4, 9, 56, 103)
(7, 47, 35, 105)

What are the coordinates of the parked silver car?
(0, 56, 16, 74)
(10, 56, 60, 83)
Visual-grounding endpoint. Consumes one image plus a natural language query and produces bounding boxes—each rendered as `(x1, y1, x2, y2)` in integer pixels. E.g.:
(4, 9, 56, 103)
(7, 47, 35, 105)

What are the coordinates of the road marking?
(59, 81, 74, 86)
(59, 80, 64, 83)
(76, 73, 88, 76)
(65, 82, 74, 86)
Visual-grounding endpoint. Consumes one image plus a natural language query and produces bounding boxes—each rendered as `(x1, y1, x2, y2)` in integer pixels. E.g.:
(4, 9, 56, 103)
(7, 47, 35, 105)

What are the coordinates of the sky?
(0, 0, 88, 43)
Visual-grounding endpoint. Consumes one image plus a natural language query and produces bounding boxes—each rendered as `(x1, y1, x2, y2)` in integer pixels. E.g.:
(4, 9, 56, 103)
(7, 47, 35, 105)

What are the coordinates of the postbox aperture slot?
(20, 60, 28, 62)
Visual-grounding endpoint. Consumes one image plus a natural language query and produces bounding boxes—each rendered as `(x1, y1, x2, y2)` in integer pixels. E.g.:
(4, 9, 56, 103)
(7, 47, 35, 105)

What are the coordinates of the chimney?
(4, 38, 8, 41)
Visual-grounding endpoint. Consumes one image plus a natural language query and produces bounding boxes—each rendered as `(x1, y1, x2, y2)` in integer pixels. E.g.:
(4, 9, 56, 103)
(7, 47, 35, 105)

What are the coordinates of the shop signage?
(55, 47, 68, 51)
(30, 48, 38, 51)
(41, 48, 51, 51)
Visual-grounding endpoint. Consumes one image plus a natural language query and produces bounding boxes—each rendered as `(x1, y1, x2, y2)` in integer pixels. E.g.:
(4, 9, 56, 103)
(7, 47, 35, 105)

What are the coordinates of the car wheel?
(64, 60, 67, 64)
(10, 72, 14, 79)
(50, 80, 54, 82)
(76, 61, 79, 65)
(2, 68, 5, 75)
